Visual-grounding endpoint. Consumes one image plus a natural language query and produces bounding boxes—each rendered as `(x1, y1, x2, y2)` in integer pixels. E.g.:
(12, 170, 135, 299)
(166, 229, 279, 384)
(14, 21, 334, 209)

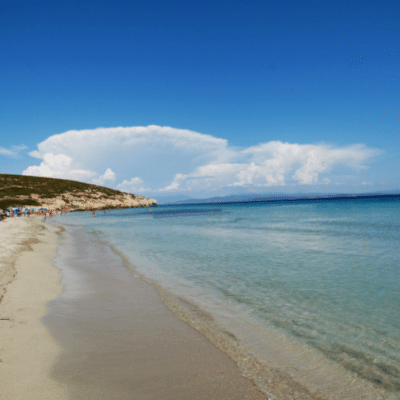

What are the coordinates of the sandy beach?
(0, 217, 68, 399)
(0, 217, 271, 399)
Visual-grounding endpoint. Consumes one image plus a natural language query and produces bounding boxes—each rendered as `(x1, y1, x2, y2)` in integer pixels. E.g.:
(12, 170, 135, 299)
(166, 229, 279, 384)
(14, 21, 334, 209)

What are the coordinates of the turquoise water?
(54, 197, 400, 398)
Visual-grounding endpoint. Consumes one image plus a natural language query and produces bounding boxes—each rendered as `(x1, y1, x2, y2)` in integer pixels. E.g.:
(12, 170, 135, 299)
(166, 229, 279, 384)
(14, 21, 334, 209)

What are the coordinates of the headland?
(0, 174, 157, 212)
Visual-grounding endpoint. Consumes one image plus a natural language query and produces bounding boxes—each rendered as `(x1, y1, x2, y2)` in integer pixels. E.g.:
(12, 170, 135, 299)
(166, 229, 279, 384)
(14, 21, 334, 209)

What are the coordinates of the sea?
(52, 196, 400, 399)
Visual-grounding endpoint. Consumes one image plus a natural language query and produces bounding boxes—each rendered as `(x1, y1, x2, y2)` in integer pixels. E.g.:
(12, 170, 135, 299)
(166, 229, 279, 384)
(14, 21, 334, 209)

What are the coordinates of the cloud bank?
(22, 125, 382, 196)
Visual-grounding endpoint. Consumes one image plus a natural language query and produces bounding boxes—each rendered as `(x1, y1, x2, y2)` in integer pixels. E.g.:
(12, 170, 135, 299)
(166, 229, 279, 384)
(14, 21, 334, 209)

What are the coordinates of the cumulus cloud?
(116, 177, 151, 193)
(22, 125, 382, 196)
(91, 168, 116, 185)
(23, 153, 96, 180)
(158, 141, 382, 192)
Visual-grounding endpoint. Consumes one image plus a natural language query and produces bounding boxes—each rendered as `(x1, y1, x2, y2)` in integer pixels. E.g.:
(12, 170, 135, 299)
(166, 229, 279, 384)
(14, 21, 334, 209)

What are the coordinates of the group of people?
(0, 206, 105, 222)
(0, 207, 65, 222)
(0, 207, 32, 221)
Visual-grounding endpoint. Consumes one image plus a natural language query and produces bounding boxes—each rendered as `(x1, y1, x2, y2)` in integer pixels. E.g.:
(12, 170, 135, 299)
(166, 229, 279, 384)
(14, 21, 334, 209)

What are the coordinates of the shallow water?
(53, 197, 400, 398)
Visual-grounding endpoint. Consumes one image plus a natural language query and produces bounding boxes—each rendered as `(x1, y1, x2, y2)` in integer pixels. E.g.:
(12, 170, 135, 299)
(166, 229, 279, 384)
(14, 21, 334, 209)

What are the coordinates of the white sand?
(0, 217, 68, 399)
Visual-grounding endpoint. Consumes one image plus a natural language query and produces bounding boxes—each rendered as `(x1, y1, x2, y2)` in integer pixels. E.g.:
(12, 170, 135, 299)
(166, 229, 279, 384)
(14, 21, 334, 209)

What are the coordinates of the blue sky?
(1, 0, 399, 200)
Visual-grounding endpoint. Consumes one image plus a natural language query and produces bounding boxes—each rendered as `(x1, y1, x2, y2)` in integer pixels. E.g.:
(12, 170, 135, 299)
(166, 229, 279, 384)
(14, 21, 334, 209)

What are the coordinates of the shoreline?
(0, 217, 68, 399)
(43, 222, 270, 399)
(111, 243, 383, 400)
(50, 210, 387, 400)
(110, 245, 327, 399)
(0, 214, 385, 399)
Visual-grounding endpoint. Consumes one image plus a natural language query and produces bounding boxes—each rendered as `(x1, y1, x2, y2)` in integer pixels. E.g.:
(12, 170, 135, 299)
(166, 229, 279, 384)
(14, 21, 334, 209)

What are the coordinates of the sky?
(1, 0, 399, 201)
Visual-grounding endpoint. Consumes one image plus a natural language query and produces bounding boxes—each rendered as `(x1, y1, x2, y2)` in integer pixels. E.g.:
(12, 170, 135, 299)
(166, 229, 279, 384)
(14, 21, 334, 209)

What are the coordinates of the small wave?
(316, 343, 400, 392)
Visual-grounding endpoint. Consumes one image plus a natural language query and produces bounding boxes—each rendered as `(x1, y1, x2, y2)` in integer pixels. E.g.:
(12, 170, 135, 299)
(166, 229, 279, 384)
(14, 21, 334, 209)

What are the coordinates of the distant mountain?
(0, 174, 157, 210)
(162, 190, 400, 205)
(156, 194, 195, 204)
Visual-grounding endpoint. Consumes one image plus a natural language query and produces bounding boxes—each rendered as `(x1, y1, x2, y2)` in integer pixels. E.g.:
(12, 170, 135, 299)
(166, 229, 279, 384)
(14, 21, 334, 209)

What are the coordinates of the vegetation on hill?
(0, 174, 156, 210)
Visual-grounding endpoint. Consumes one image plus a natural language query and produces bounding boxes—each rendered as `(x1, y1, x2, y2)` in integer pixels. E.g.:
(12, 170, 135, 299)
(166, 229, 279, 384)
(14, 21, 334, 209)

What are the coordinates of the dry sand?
(0, 217, 68, 399)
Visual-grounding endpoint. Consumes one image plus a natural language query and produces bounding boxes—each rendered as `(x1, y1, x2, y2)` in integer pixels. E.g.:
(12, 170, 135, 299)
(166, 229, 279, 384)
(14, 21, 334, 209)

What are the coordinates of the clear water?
(53, 197, 400, 398)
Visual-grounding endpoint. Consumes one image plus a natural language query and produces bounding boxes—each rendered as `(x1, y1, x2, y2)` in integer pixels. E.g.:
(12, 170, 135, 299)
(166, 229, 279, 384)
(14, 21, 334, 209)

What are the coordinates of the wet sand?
(45, 224, 269, 399)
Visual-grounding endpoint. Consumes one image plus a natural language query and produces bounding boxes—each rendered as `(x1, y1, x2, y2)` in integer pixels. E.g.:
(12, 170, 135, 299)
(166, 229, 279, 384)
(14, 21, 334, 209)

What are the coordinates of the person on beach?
(92, 210, 96, 217)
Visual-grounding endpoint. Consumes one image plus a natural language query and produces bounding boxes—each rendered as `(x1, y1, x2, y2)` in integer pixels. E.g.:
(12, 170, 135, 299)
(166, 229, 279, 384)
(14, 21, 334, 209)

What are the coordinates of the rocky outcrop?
(37, 191, 157, 211)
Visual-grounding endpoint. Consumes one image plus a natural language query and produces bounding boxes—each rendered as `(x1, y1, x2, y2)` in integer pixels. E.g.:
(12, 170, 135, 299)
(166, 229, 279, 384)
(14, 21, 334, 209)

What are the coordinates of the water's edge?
(107, 240, 383, 400)
(47, 203, 398, 400)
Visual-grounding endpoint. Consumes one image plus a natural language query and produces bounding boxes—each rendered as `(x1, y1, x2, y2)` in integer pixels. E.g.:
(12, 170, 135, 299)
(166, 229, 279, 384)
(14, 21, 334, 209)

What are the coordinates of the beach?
(45, 200, 399, 400)
(0, 216, 270, 399)
(2, 197, 398, 400)
(0, 217, 68, 399)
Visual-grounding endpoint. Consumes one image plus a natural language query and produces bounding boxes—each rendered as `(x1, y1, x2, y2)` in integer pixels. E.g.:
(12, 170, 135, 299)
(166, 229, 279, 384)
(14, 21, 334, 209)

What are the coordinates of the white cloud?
(0, 145, 27, 157)
(12, 145, 28, 151)
(0, 148, 16, 157)
(91, 168, 116, 185)
(22, 125, 383, 196)
(116, 177, 151, 193)
(23, 153, 96, 180)
(158, 141, 382, 192)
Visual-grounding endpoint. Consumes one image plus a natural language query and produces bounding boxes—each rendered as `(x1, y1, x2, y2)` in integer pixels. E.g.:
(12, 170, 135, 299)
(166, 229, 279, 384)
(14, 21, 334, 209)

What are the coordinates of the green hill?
(0, 174, 157, 210)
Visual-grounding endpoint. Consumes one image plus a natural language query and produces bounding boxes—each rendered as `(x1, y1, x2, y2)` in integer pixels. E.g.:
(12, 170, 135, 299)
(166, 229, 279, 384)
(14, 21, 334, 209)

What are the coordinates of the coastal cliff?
(0, 174, 157, 211)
